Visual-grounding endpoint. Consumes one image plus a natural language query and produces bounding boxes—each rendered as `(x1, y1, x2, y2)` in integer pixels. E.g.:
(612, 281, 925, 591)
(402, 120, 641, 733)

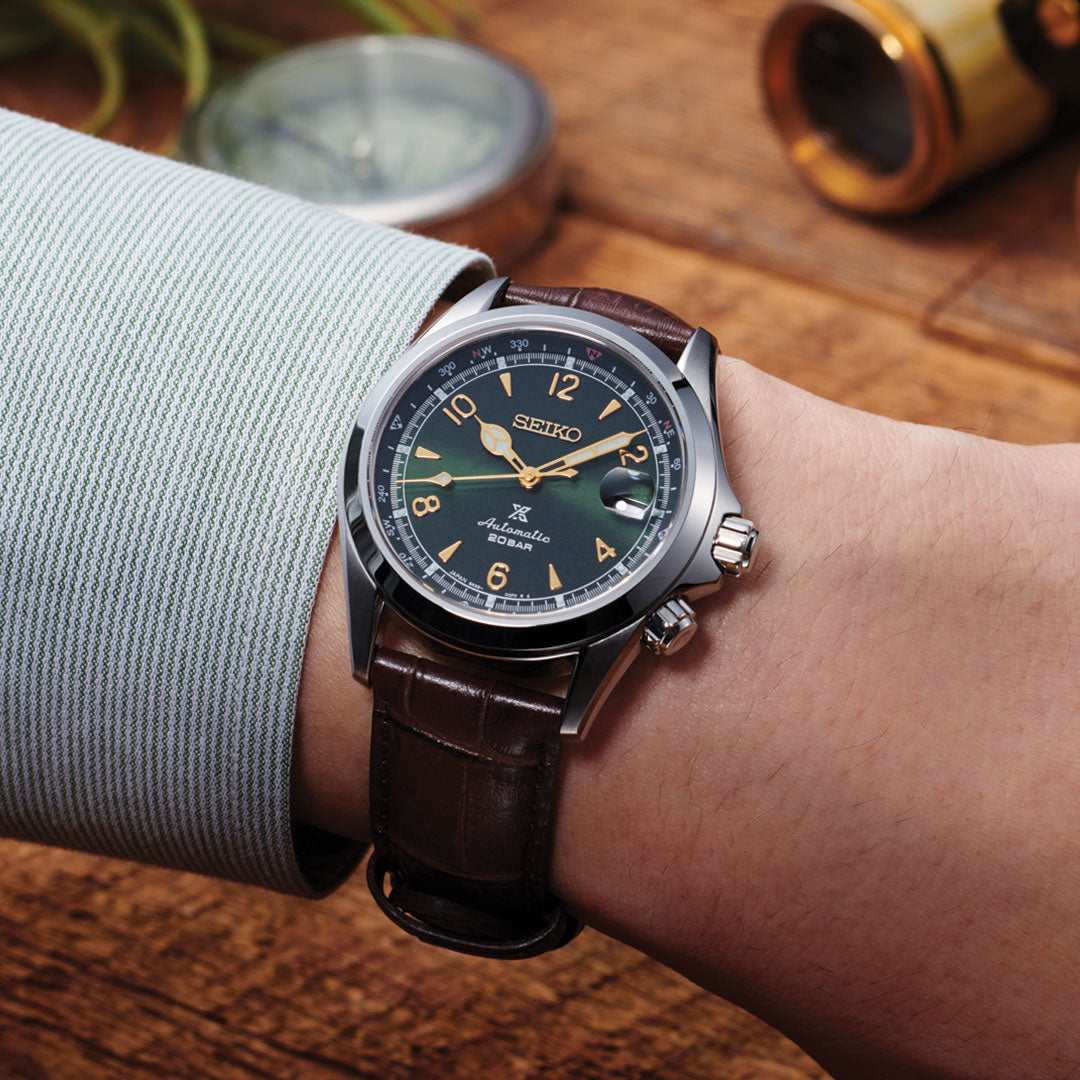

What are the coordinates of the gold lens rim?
(762, 0, 956, 215)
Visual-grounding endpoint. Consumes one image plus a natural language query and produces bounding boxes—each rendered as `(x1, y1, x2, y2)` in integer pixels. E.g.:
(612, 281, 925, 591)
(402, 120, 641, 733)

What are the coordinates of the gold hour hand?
(535, 429, 647, 475)
(474, 416, 529, 475)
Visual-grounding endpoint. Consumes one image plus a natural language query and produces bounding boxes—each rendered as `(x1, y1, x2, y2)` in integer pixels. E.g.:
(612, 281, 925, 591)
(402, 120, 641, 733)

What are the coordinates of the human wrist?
(293, 341, 1080, 1073)
(293, 354, 946, 858)
(552, 359, 1080, 1077)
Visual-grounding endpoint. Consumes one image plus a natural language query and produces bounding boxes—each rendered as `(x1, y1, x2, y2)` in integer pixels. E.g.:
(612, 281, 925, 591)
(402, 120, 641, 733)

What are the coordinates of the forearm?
(294, 358, 1080, 1079)
(555, 362, 1080, 1078)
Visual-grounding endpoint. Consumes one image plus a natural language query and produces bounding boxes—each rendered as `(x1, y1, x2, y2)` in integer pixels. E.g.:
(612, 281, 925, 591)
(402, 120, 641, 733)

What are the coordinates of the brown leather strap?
(367, 648, 582, 958)
(367, 280, 691, 957)
(502, 282, 696, 362)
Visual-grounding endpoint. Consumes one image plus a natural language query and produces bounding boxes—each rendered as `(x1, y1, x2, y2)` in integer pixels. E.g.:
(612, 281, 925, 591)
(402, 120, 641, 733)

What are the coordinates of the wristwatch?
(338, 277, 758, 958)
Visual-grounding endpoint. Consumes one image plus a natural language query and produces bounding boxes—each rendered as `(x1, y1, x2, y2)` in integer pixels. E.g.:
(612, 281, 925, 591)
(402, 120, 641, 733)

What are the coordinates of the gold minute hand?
(535, 429, 647, 475)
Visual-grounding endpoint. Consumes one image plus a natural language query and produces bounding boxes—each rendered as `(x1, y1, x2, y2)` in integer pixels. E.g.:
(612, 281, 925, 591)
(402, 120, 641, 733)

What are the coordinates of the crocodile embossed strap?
(502, 281, 696, 362)
(367, 648, 582, 958)
(366, 281, 691, 958)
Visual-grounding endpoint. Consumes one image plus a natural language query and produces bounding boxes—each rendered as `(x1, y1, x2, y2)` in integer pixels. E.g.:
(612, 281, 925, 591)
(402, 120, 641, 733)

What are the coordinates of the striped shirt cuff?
(0, 108, 493, 896)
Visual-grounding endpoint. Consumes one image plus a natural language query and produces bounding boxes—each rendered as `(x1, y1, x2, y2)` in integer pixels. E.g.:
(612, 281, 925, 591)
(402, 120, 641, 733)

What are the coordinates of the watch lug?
(675, 328, 719, 415)
(676, 330, 749, 598)
(340, 532, 383, 686)
(561, 622, 642, 739)
(680, 575, 724, 603)
(425, 276, 510, 335)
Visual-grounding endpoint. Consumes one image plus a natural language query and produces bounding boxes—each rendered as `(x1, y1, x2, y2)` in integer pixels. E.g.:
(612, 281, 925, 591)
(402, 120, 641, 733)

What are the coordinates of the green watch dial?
(369, 328, 687, 617)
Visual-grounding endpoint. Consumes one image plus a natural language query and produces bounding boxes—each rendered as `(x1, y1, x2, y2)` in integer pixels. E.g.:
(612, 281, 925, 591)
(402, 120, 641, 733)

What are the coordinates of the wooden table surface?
(3, 2, 1079, 1077)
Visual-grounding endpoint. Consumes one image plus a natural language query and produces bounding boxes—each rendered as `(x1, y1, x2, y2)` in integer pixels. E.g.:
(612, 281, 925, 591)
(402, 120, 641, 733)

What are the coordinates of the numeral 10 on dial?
(442, 394, 476, 425)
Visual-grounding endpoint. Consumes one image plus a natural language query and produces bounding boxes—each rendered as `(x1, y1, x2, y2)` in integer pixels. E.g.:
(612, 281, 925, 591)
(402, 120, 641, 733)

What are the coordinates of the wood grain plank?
(0, 55, 180, 152)
(928, 143, 1080, 376)
(471, 0, 1078, 334)
(0, 840, 826, 1079)
(0, 2, 357, 150)
(520, 215, 1080, 447)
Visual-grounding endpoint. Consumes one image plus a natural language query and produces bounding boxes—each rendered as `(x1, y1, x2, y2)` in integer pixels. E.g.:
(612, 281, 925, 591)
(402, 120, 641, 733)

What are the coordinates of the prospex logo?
(512, 413, 581, 442)
(477, 502, 550, 552)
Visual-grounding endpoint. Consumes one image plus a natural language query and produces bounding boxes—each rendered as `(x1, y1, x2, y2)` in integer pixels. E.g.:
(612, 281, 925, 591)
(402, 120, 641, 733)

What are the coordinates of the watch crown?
(642, 597, 698, 656)
(712, 515, 759, 577)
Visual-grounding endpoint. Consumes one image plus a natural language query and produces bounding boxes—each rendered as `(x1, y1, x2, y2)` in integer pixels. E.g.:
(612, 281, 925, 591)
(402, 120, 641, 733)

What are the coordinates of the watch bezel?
(340, 304, 721, 661)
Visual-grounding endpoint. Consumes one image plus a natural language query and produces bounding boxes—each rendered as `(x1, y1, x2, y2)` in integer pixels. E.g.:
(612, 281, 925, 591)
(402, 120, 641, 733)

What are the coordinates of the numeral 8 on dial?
(412, 495, 441, 517)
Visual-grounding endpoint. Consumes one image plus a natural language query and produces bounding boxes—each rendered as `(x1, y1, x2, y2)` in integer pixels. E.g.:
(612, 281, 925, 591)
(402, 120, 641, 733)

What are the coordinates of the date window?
(600, 467, 655, 524)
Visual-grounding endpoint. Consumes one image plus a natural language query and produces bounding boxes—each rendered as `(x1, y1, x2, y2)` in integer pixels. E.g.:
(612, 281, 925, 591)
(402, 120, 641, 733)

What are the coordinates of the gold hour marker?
(438, 540, 462, 563)
(598, 398, 622, 421)
(596, 537, 617, 563)
(548, 564, 562, 591)
(414, 446, 441, 460)
(498, 371, 513, 397)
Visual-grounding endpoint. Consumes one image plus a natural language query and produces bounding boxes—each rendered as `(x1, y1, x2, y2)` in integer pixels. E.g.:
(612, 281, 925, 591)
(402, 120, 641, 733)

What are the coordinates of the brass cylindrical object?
(762, 0, 1056, 214)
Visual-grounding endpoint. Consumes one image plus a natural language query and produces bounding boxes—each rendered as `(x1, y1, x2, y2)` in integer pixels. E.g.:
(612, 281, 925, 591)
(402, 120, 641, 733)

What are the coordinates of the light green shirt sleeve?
(0, 109, 493, 896)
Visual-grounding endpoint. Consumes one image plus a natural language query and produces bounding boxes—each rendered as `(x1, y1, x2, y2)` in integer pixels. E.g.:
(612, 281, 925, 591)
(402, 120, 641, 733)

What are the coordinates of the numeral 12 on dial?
(548, 372, 579, 401)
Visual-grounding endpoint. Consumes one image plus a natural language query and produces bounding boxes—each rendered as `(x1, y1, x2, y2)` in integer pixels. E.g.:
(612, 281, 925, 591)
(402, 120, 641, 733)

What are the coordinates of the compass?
(179, 35, 558, 267)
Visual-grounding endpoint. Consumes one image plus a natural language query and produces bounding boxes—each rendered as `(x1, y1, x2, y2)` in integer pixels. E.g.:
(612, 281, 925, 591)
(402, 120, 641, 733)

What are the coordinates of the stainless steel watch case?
(339, 277, 748, 738)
